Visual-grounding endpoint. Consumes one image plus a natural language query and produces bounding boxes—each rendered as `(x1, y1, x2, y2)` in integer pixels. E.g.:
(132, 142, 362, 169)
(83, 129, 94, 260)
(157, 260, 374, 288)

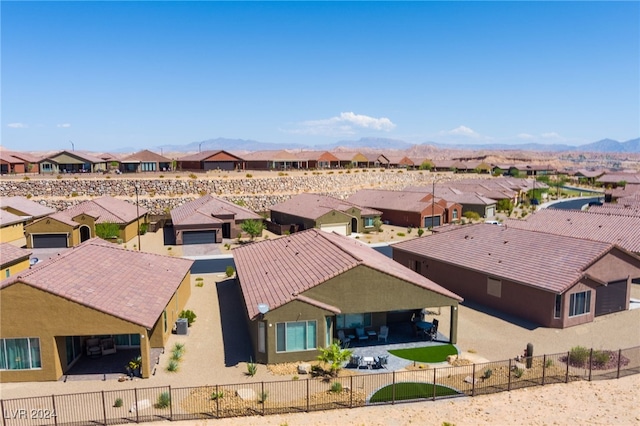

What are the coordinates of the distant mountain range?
(155, 137, 639, 154)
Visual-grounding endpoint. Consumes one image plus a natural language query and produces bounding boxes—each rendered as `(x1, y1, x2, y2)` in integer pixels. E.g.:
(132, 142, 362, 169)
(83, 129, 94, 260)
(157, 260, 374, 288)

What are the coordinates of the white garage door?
(320, 223, 348, 236)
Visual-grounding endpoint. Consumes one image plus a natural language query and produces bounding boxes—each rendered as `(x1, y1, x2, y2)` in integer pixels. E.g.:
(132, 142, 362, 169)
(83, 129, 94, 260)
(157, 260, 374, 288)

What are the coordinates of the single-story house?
(392, 224, 640, 328)
(233, 229, 463, 364)
(504, 209, 640, 254)
(0, 238, 193, 382)
(404, 186, 498, 219)
(120, 150, 172, 173)
(1, 196, 56, 223)
(0, 243, 32, 279)
(294, 151, 340, 169)
(240, 150, 302, 171)
(24, 196, 148, 249)
(0, 152, 28, 175)
(38, 151, 108, 174)
(597, 173, 640, 189)
(177, 150, 245, 171)
(170, 195, 263, 245)
(0, 210, 27, 245)
(268, 193, 382, 236)
(332, 151, 369, 168)
(347, 189, 462, 228)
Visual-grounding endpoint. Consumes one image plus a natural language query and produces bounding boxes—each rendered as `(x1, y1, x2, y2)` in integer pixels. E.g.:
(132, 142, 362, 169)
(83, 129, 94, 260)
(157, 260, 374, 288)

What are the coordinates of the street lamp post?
(199, 142, 204, 152)
(135, 184, 142, 251)
(69, 140, 75, 151)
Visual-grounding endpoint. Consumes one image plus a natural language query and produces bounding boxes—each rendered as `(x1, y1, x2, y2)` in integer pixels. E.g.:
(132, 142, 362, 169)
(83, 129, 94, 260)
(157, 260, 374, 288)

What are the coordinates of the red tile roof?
(270, 193, 381, 220)
(347, 189, 434, 212)
(505, 209, 640, 253)
(393, 223, 620, 293)
(46, 196, 148, 225)
(121, 149, 171, 163)
(170, 195, 262, 226)
(233, 229, 462, 320)
(0, 243, 32, 267)
(0, 239, 193, 328)
(0, 210, 25, 227)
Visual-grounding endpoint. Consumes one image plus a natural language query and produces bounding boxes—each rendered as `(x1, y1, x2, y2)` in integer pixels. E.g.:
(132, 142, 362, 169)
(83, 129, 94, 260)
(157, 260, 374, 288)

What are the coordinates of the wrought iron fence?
(1, 345, 638, 426)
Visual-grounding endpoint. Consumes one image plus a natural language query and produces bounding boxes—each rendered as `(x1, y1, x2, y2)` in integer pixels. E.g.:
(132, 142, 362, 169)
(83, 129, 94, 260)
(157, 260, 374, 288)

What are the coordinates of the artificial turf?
(369, 382, 460, 403)
(388, 344, 458, 363)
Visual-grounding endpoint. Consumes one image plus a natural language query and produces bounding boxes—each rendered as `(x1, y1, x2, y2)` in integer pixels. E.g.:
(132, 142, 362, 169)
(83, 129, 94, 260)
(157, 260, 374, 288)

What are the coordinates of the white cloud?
(7, 122, 27, 129)
(57, 123, 72, 128)
(517, 133, 535, 140)
(441, 125, 481, 138)
(284, 112, 396, 136)
(541, 132, 562, 140)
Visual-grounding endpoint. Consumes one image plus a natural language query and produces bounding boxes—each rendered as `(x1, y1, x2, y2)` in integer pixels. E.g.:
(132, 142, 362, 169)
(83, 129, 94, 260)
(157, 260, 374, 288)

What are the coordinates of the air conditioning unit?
(175, 318, 188, 335)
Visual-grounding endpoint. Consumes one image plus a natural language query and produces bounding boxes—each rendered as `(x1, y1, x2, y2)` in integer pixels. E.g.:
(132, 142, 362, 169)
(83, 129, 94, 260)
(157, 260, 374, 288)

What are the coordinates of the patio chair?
(375, 355, 389, 369)
(356, 327, 369, 341)
(378, 326, 389, 343)
(350, 355, 362, 368)
(85, 338, 101, 357)
(428, 319, 439, 341)
(337, 330, 352, 347)
(100, 337, 117, 355)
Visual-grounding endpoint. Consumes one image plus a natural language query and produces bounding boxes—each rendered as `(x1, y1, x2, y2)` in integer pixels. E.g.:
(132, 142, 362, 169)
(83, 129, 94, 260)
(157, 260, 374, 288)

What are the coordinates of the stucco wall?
(0, 223, 24, 244)
(1, 258, 30, 278)
(0, 284, 148, 382)
(25, 218, 74, 248)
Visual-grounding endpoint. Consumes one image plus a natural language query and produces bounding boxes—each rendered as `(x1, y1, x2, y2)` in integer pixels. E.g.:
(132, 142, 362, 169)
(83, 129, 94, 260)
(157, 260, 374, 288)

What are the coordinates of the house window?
(5, 269, 9, 278)
(65, 336, 82, 365)
(42, 163, 52, 171)
(163, 310, 168, 332)
(0, 338, 42, 370)
(569, 291, 591, 317)
(554, 294, 562, 318)
(258, 322, 266, 353)
(364, 217, 374, 228)
(336, 313, 372, 330)
(487, 277, 502, 298)
(452, 209, 458, 220)
(276, 320, 316, 352)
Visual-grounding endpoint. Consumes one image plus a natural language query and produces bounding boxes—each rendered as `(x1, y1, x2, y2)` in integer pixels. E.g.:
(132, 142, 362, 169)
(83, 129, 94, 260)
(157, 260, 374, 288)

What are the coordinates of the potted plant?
(127, 356, 142, 378)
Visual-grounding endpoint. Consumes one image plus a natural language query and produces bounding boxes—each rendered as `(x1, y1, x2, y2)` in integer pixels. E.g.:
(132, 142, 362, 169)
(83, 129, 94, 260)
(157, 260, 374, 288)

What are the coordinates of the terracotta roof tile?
(270, 193, 380, 220)
(0, 243, 32, 266)
(234, 229, 462, 320)
(1, 196, 56, 218)
(170, 195, 262, 226)
(505, 209, 640, 253)
(0, 239, 193, 328)
(0, 210, 25, 227)
(393, 223, 616, 293)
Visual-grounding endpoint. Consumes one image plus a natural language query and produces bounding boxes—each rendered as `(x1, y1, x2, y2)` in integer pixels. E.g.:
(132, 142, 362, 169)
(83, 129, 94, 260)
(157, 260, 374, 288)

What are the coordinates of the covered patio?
(62, 348, 164, 381)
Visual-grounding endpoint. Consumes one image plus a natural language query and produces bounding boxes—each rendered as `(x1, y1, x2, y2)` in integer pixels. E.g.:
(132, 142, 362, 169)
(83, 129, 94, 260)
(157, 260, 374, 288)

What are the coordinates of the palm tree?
(317, 340, 353, 377)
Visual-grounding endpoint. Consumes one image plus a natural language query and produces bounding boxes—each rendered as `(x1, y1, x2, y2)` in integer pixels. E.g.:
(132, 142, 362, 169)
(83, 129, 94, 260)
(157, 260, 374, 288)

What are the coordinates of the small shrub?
(173, 342, 185, 351)
(246, 359, 257, 377)
(179, 309, 197, 326)
(159, 175, 164, 178)
(225, 266, 235, 277)
(397, 232, 406, 237)
(166, 360, 179, 372)
(258, 390, 269, 403)
(114, 397, 123, 408)
(26, 193, 33, 199)
(155, 391, 171, 408)
(514, 367, 524, 378)
(71, 191, 79, 197)
(568, 346, 590, 366)
(224, 243, 231, 250)
(417, 228, 425, 237)
(210, 391, 224, 400)
(246, 173, 253, 178)
(482, 368, 492, 380)
(189, 173, 197, 179)
(23, 176, 30, 180)
(171, 348, 183, 361)
(56, 175, 62, 179)
(292, 375, 299, 381)
(545, 358, 554, 368)
(195, 281, 204, 287)
(593, 350, 610, 366)
(463, 211, 481, 220)
(330, 381, 343, 393)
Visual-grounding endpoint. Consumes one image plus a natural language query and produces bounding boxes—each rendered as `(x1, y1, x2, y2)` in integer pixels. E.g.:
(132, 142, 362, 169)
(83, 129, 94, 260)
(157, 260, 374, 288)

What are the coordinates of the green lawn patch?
(388, 344, 458, 363)
(369, 382, 460, 403)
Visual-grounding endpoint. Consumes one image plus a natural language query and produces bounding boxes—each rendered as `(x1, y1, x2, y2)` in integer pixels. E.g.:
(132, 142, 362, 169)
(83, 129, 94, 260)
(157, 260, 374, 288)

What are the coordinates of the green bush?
(166, 360, 179, 372)
(568, 346, 590, 366)
(417, 228, 425, 237)
(155, 391, 171, 408)
(210, 391, 224, 400)
(463, 211, 481, 220)
(258, 390, 269, 403)
(171, 348, 183, 361)
(179, 310, 197, 326)
(593, 350, 610, 367)
(114, 397, 123, 408)
(330, 381, 343, 393)
(246, 359, 257, 377)
(482, 368, 492, 380)
(397, 232, 406, 237)
(225, 266, 235, 277)
(514, 368, 524, 378)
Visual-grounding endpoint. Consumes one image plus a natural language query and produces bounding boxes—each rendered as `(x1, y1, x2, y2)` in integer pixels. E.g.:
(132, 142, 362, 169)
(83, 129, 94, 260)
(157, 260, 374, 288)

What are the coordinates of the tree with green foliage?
(463, 211, 481, 221)
(95, 222, 120, 240)
(492, 167, 503, 177)
(496, 199, 513, 213)
(317, 340, 353, 377)
(373, 217, 383, 233)
(241, 219, 265, 240)
(418, 160, 434, 171)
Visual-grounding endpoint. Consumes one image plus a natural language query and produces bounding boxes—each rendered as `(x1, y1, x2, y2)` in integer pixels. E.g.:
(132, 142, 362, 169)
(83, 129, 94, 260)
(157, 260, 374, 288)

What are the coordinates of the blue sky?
(2, 1, 639, 152)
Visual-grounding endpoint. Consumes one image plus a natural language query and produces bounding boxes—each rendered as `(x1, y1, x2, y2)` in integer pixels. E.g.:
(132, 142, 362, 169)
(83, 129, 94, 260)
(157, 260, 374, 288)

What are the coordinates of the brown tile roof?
(0, 239, 193, 328)
(1, 196, 56, 218)
(121, 150, 171, 163)
(587, 204, 640, 218)
(504, 209, 640, 253)
(597, 173, 640, 185)
(242, 150, 300, 161)
(347, 189, 435, 212)
(59, 196, 148, 224)
(0, 243, 32, 267)
(393, 223, 618, 293)
(233, 228, 462, 320)
(171, 195, 262, 226)
(270, 193, 381, 220)
(178, 150, 243, 162)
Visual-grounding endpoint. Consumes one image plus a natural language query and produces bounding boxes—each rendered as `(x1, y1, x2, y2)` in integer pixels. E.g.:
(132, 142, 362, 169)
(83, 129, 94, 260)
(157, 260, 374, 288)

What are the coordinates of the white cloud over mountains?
(284, 112, 396, 136)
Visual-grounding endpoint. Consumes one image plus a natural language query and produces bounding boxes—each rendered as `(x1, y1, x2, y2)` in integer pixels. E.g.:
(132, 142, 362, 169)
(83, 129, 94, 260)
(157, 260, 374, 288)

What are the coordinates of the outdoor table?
(363, 356, 375, 369)
(415, 321, 433, 331)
